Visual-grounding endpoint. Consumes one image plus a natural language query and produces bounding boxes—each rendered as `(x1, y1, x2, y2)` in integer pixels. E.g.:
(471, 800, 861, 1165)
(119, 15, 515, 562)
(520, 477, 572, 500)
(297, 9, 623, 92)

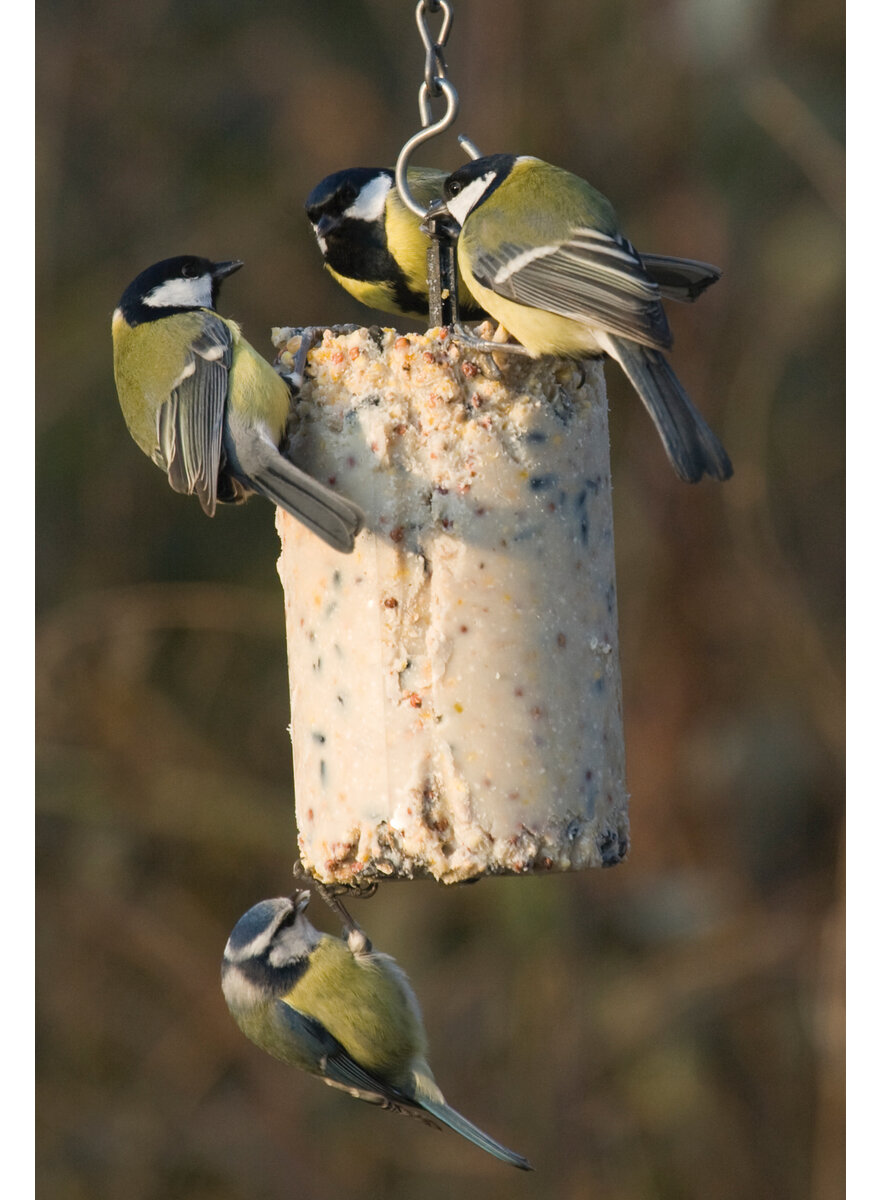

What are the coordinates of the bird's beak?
(315, 215, 337, 240)
(211, 259, 244, 281)
(419, 199, 460, 241)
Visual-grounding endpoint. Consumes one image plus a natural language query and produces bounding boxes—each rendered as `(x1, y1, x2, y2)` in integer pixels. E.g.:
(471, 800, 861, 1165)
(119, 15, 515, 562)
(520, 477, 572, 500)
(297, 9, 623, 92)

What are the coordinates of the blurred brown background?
(36, 1, 844, 1197)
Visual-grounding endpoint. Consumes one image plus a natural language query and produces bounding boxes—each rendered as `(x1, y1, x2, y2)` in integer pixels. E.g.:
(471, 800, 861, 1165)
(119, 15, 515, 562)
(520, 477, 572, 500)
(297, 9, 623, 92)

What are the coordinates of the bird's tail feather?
(417, 1097, 533, 1171)
(602, 334, 732, 483)
(233, 429, 364, 553)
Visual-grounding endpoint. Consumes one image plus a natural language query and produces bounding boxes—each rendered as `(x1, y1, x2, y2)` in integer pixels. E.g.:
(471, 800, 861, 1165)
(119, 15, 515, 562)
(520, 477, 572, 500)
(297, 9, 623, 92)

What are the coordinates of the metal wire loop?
(418, 78, 445, 128)
(395, 76, 460, 218)
(395, 1, 488, 327)
(417, 0, 453, 96)
(395, 4, 482, 219)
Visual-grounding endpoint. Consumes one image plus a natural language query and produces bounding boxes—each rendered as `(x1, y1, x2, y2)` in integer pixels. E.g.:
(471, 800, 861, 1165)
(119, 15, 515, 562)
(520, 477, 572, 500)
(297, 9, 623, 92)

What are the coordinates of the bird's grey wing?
(640, 254, 721, 303)
(155, 312, 231, 516)
(468, 228, 672, 349)
(275, 1001, 411, 1106)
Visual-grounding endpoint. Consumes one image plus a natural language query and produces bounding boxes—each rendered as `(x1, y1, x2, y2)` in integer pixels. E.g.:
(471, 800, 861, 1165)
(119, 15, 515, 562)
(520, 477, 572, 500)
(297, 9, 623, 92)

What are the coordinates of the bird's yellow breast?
(385, 189, 434, 294)
(386, 178, 482, 317)
(325, 265, 411, 318)
(227, 327, 292, 440)
(459, 263, 604, 358)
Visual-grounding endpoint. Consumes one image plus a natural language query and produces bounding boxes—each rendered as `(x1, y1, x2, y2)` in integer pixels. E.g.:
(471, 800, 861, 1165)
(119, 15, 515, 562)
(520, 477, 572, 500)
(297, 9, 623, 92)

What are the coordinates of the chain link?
(417, 0, 452, 100)
(396, 0, 481, 219)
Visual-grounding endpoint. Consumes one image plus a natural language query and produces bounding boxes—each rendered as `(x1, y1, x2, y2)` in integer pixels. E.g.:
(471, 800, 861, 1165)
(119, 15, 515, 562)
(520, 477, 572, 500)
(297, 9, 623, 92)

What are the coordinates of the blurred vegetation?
(37, 1, 843, 1197)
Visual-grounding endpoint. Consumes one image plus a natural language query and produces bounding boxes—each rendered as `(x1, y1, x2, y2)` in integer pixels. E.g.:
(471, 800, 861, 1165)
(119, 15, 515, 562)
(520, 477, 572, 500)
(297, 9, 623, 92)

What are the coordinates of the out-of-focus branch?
(741, 74, 845, 221)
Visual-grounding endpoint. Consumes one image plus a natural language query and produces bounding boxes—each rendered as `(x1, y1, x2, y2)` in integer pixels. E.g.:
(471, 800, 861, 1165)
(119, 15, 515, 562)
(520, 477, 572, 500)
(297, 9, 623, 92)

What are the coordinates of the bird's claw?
(451, 322, 531, 379)
(311, 881, 373, 955)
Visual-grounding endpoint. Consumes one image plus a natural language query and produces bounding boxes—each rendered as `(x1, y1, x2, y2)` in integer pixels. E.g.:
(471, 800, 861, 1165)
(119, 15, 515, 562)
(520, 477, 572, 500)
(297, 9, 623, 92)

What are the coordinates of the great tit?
(436, 154, 733, 484)
(305, 165, 721, 323)
(305, 167, 485, 320)
(112, 255, 364, 552)
(221, 893, 532, 1171)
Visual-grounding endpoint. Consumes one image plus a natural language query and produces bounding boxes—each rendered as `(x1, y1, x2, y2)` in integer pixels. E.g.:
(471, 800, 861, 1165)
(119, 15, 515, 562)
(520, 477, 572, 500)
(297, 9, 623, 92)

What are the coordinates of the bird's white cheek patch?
(145, 274, 213, 309)
(446, 171, 497, 225)
(221, 966, 265, 1013)
(223, 925, 275, 964)
(346, 173, 392, 223)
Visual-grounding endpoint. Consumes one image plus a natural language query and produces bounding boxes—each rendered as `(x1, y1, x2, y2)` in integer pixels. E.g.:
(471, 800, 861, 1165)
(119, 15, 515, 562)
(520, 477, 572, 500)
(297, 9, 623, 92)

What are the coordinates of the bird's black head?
(116, 255, 243, 327)
(442, 153, 517, 224)
(306, 168, 393, 225)
(305, 168, 396, 282)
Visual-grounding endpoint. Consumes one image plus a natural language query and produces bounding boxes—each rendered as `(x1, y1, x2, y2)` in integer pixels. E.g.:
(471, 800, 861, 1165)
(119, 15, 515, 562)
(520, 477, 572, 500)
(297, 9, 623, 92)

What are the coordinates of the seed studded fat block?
(273, 325, 628, 885)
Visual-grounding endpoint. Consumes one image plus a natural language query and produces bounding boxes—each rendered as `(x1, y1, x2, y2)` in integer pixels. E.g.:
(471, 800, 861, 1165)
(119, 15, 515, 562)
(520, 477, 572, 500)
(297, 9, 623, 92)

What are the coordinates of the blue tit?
(305, 166, 721, 323)
(221, 893, 532, 1171)
(112, 255, 364, 552)
(436, 154, 733, 484)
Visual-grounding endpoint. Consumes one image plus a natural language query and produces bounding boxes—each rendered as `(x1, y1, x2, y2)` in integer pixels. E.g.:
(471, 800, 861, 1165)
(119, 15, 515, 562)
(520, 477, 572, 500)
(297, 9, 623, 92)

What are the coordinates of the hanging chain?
(395, 0, 482, 327)
(418, 0, 453, 123)
(395, 0, 481, 219)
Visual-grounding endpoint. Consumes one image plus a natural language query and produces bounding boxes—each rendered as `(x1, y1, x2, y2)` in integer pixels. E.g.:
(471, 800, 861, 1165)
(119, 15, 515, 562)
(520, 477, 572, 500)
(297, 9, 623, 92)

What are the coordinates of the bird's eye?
(448, 181, 462, 197)
(181, 262, 198, 278)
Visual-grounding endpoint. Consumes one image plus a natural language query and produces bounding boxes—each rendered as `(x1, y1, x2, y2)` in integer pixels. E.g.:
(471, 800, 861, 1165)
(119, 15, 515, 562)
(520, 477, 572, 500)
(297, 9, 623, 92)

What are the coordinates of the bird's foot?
(451, 321, 530, 379)
(276, 326, 326, 393)
(277, 325, 365, 393)
(313, 881, 373, 955)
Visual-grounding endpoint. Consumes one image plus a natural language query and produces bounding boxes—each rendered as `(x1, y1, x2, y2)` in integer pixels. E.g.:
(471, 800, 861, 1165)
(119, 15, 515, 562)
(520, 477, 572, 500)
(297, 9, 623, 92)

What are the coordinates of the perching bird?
(111, 255, 364, 552)
(305, 165, 721, 322)
(306, 166, 484, 321)
(221, 892, 532, 1170)
(436, 154, 733, 484)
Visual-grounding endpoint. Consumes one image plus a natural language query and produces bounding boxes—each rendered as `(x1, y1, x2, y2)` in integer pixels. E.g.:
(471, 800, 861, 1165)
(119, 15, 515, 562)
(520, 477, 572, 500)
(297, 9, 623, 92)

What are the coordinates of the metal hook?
(458, 133, 483, 161)
(395, 76, 460, 218)
(418, 79, 444, 128)
(395, 0, 488, 332)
